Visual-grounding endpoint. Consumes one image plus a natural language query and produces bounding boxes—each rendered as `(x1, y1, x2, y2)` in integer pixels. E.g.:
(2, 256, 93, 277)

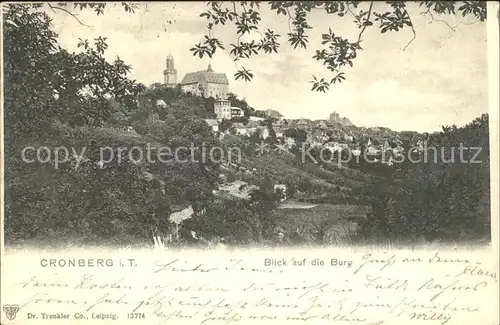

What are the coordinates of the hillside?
(3, 3, 490, 247)
(5, 77, 490, 248)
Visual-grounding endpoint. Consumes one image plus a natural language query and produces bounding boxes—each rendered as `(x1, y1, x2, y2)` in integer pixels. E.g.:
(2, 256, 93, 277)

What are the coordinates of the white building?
(214, 98, 232, 120)
(231, 106, 243, 118)
(214, 101, 245, 120)
(249, 116, 266, 122)
(233, 123, 248, 136)
(156, 99, 167, 108)
(204, 119, 219, 132)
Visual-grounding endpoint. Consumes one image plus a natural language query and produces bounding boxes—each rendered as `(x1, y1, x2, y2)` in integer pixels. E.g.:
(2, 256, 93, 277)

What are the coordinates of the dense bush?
(358, 114, 490, 242)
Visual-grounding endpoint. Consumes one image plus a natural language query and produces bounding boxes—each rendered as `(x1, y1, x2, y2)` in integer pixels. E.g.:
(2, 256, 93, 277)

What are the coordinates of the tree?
(219, 118, 234, 132)
(3, 3, 223, 247)
(191, 1, 486, 92)
(358, 114, 490, 242)
(230, 116, 250, 124)
(3, 3, 144, 134)
(284, 128, 307, 143)
(227, 92, 254, 116)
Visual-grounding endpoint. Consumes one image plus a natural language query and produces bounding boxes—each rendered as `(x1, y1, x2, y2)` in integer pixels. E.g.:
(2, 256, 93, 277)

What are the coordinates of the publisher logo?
(2, 304, 19, 321)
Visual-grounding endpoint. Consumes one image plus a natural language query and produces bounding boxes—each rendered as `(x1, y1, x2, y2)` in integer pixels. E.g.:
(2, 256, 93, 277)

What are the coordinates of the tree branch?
(285, 7, 293, 34)
(356, 1, 374, 44)
(402, 13, 416, 51)
(232, 1, 238, 19)
(48, 4, 91, 28)
(231, 2, 242, 47)
(459, 19, 482, 26)
(346, 3, 358, 21)
(421, 7, 456, 33)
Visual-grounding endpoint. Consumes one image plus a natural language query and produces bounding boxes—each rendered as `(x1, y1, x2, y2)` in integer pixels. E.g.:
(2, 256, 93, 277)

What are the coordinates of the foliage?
(192, 1, 486, 92)
(359, 114, 490, 242)
(231, 116, 250, 124)
(3, 3, 144, 135)
(186, 198, 266, 244)
(227, 92, 254, 116)
(219, 118, 234, 132)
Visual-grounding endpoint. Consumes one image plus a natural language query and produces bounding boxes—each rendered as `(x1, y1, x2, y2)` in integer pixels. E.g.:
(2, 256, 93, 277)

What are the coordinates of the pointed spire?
(207, 63, 213, 72)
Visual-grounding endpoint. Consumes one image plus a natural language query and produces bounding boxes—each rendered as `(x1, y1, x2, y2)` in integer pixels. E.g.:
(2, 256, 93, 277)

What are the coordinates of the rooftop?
(204, 119, 219, 127)
(215, 180, 259, 200)
(156, 99, 167, 107)
(180, 65, 229, 85)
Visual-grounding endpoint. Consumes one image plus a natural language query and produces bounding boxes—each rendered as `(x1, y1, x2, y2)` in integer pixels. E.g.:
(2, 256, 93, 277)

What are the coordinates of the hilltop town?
(155, 55, 427, 170)
(90, 54, 481, 247)
(5, 39, 489, 248)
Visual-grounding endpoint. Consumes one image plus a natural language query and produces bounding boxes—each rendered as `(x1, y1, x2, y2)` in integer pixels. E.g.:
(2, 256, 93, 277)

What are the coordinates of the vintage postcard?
(1, 1, 499, 324)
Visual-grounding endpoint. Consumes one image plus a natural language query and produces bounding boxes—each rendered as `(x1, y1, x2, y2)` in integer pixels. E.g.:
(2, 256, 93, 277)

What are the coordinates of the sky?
(47, 2, 489, 132)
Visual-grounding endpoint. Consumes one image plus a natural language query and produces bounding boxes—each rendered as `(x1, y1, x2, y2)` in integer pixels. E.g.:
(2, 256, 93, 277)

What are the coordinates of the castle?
(162, 54, 239, 120)
(163, 54, 229, 98)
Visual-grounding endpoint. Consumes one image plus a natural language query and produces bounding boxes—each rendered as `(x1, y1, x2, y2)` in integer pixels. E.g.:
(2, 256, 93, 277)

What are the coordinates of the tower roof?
(167, 53, 173, 59)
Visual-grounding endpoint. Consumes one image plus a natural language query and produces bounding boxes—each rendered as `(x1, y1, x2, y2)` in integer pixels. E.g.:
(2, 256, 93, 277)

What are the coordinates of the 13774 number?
(127, 313, 145, 319)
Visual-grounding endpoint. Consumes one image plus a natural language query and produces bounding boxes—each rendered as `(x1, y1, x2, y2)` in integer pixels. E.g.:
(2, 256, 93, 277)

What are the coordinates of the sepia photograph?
(1, 2, 494, 250)
(1, 2, 499, 325)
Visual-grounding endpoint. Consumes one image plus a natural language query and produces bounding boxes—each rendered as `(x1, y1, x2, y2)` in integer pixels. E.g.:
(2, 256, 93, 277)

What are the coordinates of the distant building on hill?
(296, 119, 310, 130)
(233, 123, 247, 136)
(231, 107, 243, 118)
(329, 112, 341, 124)
(329, 111, 354, 127)
(163, 55, 231, 99)
(214, 100, 243, 120)
(179, 64, 229, 99)
(163, 54, 178, 88)
(214, 98, 232, 119)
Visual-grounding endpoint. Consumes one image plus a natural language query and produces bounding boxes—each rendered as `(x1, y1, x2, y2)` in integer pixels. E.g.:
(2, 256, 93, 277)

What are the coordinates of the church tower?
(163, 53, 177, 87)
